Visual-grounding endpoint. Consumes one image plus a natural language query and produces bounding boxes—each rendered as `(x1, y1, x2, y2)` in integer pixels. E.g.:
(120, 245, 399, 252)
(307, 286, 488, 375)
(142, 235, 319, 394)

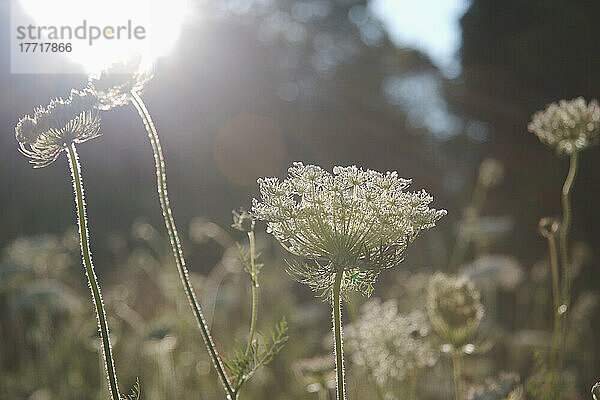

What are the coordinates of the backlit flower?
(87, 54, 154, 110)
(528, 97, 600, 155)
(15, 89, 100, 168)
(252, 163, 446, 296)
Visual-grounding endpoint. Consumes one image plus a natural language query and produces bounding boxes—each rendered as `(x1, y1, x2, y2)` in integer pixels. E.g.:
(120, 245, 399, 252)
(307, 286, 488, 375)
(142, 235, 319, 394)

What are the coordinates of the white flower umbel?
(528, 97, 600, 155)
(346, 299, 437, 392)
(15, 94, 130, 400)
(89, 58, 237, 399)
(254, 163, 446, 400)
(253, 163, 446, 297)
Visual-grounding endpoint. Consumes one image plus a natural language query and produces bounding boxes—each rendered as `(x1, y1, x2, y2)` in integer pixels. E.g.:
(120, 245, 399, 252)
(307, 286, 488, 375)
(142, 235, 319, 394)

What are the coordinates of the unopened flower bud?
(538, 217, 560, 239)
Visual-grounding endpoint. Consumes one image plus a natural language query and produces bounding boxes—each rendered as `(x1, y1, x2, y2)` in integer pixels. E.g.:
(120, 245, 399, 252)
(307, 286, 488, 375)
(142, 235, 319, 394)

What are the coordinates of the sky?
(370, 0, 470, 78)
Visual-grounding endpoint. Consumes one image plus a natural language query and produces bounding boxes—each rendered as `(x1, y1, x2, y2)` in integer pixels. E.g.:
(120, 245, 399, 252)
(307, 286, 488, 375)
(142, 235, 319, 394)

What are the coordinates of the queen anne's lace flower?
(252, 163, 446, 296)
(87, 55, 153, 110)
(346, 299, 438, 387)
(15, 89, 100, 168)
(427, 272, 484, 348)
(528, 97, 600, 155)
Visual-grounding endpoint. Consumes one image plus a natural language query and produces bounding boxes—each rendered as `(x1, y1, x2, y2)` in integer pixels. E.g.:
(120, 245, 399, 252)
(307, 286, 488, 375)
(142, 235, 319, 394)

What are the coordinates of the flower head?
(15, 89, 101, 168)
(346, 299, 438, 387)
(427, 272, 484, 348)
(87, 54, 154, 110)
(528, 97, 600, 155)
(252, 163, 446, 296)
(478, 158, 504, 188)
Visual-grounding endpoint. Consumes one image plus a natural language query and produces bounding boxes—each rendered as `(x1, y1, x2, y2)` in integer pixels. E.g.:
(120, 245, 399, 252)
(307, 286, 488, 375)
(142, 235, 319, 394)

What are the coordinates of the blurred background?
(1, 0, 599, 399)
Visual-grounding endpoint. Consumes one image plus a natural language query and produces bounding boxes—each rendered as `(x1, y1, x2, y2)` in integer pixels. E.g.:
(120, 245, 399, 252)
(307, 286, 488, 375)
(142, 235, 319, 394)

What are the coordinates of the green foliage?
(225, 318, 289, 392)
(526, 351, 561, 400)
(120, 378, 141, 400)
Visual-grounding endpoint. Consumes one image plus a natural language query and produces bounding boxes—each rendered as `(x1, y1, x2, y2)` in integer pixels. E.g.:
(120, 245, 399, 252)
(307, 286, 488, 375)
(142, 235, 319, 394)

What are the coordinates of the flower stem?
(130, 91, 234, 399)
(452, 351, 463, 400)
(332, 270, 346, 400)
(547, 234, 561, 371)
(244, 231, 259, 357)
(67, 144, 120, 400)
(558, 151, 579, 369)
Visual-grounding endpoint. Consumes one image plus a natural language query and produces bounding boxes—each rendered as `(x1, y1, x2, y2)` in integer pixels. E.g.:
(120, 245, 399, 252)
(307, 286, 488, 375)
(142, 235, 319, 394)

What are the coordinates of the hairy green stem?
(244, 231, 259, 357)
(130, 91, 235, 399)
(332, 271, 346, 400)
(558, 151, 579, 370)
(452, 352, 463, 400)
(559, 152, 578, 304)
(67, 144, 120, 400)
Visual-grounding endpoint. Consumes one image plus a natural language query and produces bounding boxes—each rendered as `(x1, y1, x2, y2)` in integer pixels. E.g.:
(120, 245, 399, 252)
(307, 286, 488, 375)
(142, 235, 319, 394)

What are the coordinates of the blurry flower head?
(478, 158, 504, 188)
(15, 89, 100, 168)
(467, 373, 523, 400)
(427, 272, 484, 348)
(87, 54, 154, 110)
(292, 355, 335, 393)
(346, 299, 438, 387)
(461, 255, 523, 291)
(252, 163, 446, 297)
(232, 207, 255, 232)
(528, 97, 600, 155)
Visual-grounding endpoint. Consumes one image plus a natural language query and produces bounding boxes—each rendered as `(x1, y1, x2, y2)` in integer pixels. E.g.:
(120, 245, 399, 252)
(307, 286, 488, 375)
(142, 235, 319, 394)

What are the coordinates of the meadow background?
(1, 1, 599, 399)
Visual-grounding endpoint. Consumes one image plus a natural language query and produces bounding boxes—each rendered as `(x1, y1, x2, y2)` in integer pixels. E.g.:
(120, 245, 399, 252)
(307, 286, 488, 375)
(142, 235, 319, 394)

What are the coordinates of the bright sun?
(17, 0, 191, 73)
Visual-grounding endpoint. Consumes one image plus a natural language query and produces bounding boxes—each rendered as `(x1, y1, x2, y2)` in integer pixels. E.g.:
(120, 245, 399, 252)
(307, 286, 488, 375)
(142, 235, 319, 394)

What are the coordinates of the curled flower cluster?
(427, 272, 484, 348)
(346, 299, 438, 386)
(15, 89, 100, 167)
(528, 97, 600, 155)
(88, 55, 153, 110)
(252, 163, 446, 296)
